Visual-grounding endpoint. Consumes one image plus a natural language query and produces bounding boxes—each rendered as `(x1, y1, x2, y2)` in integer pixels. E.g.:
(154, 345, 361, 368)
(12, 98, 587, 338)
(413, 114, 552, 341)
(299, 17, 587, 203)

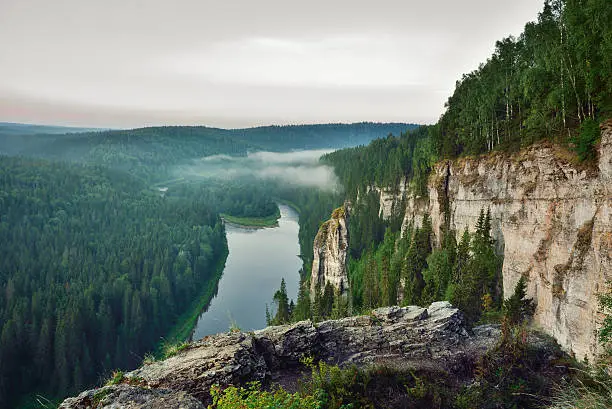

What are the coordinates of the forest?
(434, 0, 610, 159)
(0, 122, 409, 407)
(0, 122, 416, 183)
(0, 157, 227, 407)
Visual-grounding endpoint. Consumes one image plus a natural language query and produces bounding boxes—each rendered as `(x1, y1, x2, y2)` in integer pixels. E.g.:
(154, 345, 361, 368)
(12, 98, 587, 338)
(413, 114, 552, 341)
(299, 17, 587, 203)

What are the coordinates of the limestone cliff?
(310, 205, 349, 295)
(60, 302, 504, 408)
(401, 120, 612, 359)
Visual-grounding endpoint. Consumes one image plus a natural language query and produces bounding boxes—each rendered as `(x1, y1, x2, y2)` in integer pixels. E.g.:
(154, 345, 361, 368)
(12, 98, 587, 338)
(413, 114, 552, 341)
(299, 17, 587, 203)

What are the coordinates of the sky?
(0, 0, 544, 129)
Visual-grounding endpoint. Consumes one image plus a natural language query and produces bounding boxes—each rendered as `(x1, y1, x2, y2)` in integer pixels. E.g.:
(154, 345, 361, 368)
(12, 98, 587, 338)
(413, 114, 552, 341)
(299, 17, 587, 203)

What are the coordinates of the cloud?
(180, 149, 339, 191)
(0, 0, 545, 128)
(161, 35, 420, 88)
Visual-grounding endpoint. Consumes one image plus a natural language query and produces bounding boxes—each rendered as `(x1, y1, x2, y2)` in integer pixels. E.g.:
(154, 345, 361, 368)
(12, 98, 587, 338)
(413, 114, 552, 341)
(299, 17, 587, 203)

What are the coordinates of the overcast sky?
(0, 0, 544, 128)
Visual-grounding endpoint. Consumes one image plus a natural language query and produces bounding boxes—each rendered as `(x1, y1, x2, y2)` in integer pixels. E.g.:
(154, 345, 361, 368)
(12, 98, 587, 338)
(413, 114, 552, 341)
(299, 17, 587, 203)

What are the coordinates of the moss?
(331, 206, 346, 219)
(313, 221, 332, 248)
(92, 388, 111, 407)
(575, 219, 594, 258)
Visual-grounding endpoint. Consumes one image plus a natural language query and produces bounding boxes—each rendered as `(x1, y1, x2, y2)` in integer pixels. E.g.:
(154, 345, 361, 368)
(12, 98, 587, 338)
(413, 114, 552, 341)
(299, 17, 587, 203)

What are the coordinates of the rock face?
(401, 120, 612, 359)
(311, 205, 350, 295)
(370, 178, 409, 219)
(60, 302, 500, 408)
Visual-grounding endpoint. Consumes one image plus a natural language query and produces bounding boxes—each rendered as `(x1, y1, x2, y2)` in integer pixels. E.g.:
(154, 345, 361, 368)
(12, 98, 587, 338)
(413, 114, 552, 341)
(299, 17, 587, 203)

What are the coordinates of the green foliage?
(300, 360, 373, 409)
(0, 156, 227, 407)
(571, 118, 601, 161)
(503, 275, 536, 326)
(457, 322, 567, 409)
(436, 0, 611, 157)
(451, 210, 503, 323)
(0, 123, 417, 183)
(548, 367, 612, 409)
(162, 341, 190, 359)
(105, 371, 124, 386)
(292, 280, 312, 322)
(269, 279, 292, 326)
(209, 382, 322, 409)
(323, 126, 437, 201)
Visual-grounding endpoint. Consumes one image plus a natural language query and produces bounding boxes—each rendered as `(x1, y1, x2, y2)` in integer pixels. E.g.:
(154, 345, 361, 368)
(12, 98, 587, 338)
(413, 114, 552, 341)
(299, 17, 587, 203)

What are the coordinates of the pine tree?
(272, 278, 291, 325)
(292, 280, 311, 322)
(503, 276, 535, 325)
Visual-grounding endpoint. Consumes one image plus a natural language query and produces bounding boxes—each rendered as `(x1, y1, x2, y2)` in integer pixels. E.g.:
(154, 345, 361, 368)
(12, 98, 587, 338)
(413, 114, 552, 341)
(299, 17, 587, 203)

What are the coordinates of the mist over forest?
(177, 149, 340, 191)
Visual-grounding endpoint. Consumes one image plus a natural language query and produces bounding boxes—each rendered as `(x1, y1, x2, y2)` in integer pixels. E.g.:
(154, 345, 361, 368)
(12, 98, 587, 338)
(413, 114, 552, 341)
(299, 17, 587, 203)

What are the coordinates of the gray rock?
(59, 384, 205, 409)
(60, 302, 500, 408)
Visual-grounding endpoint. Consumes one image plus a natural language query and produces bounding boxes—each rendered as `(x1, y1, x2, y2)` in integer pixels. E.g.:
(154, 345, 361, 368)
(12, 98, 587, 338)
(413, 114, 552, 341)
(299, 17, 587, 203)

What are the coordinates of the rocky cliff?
(401, 120, 612, 360)
(60, 302, 502, 408)
(310, 205, 350, 295)
(312, 122, 611, 360)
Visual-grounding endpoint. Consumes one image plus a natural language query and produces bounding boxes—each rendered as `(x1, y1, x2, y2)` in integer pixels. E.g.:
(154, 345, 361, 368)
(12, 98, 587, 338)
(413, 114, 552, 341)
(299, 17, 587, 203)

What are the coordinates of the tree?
(503, 276, 535, 325)
(292, 280, 311, 322)
(272, 278, 291, 325)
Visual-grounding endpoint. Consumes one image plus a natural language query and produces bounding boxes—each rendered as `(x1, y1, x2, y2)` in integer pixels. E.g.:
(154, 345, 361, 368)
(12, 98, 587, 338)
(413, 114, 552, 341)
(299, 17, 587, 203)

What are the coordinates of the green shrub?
(209, 382, 321, 409)
(571, 119, 600, 162)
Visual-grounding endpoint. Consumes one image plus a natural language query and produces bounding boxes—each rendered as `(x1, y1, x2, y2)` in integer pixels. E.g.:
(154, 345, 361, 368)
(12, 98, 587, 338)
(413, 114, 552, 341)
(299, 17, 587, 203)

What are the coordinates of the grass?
(14, 394, 59, 409)
(92, 388, 111, 407)
(105, 370, 124, 386)
(221, 207, 281, 228)
(162, 341, 190, 359)
(154, 246, 229, 355)
(549, 367, 612, 409)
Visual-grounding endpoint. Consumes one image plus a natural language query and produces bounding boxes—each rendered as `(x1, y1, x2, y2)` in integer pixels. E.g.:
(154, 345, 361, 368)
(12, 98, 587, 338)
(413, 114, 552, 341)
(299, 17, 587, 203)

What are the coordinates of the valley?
(0, 1, 611, 408)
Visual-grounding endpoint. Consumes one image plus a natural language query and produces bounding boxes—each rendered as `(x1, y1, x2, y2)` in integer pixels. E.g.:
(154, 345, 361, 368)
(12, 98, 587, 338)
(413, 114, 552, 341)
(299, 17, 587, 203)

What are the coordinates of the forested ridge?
(0, 122, 417, 182)
(435, 0, 611, 158)
(0, 156, 227, 407)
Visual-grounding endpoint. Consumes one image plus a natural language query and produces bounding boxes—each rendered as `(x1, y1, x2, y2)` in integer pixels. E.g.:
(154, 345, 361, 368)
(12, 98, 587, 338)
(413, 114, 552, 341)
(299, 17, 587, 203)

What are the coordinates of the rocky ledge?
(60, 302, 506, 408)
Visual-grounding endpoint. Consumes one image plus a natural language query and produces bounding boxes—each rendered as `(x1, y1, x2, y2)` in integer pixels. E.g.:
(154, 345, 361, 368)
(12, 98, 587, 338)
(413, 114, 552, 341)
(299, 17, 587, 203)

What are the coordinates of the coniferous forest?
(0, 122, 408, 407)
(0, 157, 228, 405)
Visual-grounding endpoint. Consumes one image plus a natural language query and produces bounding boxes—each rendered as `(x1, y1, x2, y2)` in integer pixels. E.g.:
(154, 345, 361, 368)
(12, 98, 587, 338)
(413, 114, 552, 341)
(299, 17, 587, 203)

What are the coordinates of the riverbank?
(220, 207, 281, 228)
(156, 245, 229, 352)
(191, 204, 302, 339)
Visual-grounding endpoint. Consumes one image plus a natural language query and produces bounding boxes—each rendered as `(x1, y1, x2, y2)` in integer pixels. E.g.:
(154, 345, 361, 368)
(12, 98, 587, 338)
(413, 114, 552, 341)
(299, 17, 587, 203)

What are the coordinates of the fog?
(179, 149, 339, 191)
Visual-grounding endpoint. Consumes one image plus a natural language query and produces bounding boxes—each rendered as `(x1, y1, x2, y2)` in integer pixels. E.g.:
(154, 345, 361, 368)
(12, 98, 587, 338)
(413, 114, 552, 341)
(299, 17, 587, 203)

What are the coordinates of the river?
(191, 204, 301, 340)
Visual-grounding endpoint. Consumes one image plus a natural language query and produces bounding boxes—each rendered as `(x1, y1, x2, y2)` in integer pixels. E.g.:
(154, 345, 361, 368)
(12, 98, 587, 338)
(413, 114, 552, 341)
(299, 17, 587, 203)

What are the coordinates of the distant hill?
(0, 122, 419, 181)
(0, 122, 106, 136)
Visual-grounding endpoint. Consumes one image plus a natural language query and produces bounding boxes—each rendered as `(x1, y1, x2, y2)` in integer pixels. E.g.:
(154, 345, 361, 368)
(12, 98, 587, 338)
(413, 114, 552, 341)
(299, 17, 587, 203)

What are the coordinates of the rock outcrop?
(60, 302, 501, 408)
(401, 120, 612, 359)
(311, 205, 350, 295)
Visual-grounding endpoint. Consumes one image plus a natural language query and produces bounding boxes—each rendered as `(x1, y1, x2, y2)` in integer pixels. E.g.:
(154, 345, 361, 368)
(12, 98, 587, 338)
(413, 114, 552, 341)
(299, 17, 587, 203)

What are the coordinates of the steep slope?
(409, 120, 612, 360)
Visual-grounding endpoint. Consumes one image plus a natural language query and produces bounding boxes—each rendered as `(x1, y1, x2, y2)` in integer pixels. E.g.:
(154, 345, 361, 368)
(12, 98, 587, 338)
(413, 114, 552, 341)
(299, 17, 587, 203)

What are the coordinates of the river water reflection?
(191, 204, 301, 340)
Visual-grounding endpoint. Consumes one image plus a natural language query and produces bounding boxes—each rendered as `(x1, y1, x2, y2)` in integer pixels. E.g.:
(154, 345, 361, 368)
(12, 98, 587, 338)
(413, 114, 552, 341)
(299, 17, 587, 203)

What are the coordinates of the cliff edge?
(60, 302, 503, 408)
